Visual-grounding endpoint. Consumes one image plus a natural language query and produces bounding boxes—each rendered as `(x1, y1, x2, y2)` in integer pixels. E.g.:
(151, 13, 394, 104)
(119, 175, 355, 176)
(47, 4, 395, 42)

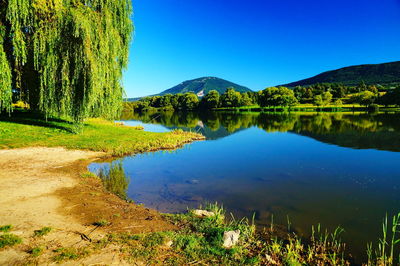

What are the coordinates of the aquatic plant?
(367, 213, 400, 266)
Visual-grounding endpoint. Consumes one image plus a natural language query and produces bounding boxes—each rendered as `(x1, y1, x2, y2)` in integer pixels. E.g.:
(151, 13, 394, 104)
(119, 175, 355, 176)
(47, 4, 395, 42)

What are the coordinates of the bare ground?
(0, 147, 176, 265)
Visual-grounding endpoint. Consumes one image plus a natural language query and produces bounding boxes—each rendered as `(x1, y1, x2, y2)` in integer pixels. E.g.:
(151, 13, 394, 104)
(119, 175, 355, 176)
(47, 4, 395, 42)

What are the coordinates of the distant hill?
(280, 61, 400, 87)
(125, 77, 252, 102)
(159, 77, 252, 96)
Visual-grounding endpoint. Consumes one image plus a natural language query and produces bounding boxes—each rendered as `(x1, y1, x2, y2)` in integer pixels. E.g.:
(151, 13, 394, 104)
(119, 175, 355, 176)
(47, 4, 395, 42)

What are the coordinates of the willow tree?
(0, 0, 133, 121)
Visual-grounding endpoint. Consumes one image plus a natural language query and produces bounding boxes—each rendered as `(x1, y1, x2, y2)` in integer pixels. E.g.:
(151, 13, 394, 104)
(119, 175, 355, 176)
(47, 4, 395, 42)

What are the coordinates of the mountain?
(159, 77, 252, 96)
(279, 61, 400, 87)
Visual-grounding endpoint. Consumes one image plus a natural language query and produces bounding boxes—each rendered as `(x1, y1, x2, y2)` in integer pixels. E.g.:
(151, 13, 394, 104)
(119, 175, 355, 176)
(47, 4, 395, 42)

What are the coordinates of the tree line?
(126, 83, 400, 112)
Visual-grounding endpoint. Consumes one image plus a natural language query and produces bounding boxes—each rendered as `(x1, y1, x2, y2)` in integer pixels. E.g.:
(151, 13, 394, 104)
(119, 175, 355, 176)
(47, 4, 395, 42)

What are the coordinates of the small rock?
(192, 209, 215, 218)
(222, 230, 240, 248)
(165, 240, 173, 248)
(265, 254, 278, 265)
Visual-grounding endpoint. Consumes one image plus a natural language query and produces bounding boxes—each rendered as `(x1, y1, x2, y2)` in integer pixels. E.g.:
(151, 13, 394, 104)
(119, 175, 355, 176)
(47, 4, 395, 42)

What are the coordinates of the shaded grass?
(0, 111, 204, 156)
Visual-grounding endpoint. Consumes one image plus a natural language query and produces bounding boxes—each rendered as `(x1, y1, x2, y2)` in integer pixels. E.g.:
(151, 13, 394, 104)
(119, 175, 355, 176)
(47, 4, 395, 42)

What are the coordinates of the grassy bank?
(7, 201, 397, 265)
(0, 111, 204, 156)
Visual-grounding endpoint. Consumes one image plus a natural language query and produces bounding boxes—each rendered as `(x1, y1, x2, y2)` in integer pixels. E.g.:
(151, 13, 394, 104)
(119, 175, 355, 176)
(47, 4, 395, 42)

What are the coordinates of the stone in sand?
(222, 230, 240, 248)
(192, 209, 215, 218)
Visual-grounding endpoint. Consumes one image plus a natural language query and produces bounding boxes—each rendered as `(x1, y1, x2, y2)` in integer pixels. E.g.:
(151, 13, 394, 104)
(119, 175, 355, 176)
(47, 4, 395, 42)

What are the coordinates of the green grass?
(0, 111, 204, 156)
(0, 234, 22, 248)
(53, 247, 90, 262)
(29, 246, 43, 257)
(80, 171, 98, 178)
(93, 219, 110, 227)
(0, 225, 12, 233)
(99, 205, 400, 265)
(34, 227, 52, 237)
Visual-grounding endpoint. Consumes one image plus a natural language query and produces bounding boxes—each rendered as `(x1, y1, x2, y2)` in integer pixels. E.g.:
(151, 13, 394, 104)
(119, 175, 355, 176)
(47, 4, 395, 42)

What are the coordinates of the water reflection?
(97, 161, 130, 200)
(122, 111, 400, 152)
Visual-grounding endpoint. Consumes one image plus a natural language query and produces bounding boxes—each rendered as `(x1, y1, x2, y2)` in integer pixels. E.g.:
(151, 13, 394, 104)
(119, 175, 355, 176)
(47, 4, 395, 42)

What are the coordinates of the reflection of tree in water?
(98, 162, 130, 200)
(123, 111, 400, 151)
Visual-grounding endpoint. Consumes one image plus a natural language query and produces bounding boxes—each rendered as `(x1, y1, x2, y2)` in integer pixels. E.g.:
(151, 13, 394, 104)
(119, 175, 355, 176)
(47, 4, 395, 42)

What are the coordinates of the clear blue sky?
(124, 0, 400, 97)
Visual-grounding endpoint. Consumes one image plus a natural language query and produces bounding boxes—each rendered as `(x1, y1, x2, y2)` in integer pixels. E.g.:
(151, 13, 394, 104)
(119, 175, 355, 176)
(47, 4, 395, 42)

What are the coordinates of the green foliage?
(200, 90, 220, 109)
(220, 87, 242, 107)
(379, 86, 400, 106)
(34, 226, 52, 237)
(129, 88, 258, 111)
(181, 92, 199, 110)
(313, 95, 324, 106)
(0, 233, 22, 248)
(314, 91, 332, 106)
(0, 225, 12, 233)
(98, 162, 129, 200)
(0, 0, 133, 122)
(350, 90, 377, 106)
(240, 92, 254, 106)
(258, 87, 298, 107)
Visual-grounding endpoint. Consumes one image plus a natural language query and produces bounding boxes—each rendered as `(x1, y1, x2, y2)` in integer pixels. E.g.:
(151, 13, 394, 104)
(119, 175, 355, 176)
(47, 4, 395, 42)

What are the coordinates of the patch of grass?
(142, 232, 166, 248)
(80, 171, 98, 178)
(29, 246, 43, 257)
(34, 227, 52, 237)
(93, 219, 110, 227)
(0, 225, 12, 233)
(53, 247, 90, 262)
(0, 234, 22, 248)
(0, 111, 204, 156)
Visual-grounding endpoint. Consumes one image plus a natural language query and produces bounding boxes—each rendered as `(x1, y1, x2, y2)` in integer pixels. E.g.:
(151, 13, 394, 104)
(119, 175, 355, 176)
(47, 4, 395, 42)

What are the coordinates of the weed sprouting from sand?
(0, 225, 12, 233)
(0, 234, 22, 248)
(34, 227, 52, 237)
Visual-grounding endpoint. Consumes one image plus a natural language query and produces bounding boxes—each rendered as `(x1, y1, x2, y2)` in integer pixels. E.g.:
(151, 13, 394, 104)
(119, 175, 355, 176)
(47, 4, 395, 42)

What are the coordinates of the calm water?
(91, 111, 400, 260)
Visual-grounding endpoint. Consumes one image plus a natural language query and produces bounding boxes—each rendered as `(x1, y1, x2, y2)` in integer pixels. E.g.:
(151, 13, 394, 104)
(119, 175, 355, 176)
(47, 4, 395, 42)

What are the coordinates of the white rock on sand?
(222, 230, 240, 248)
(192, 209, 215, 218)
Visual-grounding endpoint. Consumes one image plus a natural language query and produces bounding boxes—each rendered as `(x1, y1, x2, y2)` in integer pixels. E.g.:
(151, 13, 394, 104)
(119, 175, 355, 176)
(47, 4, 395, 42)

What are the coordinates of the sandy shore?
(0, 147, 175, 265)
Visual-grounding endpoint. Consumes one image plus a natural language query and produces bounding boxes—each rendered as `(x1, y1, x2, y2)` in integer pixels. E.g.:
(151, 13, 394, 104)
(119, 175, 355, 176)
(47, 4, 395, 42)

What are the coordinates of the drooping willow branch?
(0, 0, 133, 122)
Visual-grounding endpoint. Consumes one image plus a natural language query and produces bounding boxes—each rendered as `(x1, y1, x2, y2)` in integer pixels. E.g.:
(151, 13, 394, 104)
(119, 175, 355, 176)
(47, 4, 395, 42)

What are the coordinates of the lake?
(90, 111, 400, 260)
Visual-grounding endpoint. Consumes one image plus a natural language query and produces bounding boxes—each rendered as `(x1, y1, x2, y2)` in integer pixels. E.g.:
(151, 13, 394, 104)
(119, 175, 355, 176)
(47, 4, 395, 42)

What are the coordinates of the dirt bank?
(0, 147, 175, 265)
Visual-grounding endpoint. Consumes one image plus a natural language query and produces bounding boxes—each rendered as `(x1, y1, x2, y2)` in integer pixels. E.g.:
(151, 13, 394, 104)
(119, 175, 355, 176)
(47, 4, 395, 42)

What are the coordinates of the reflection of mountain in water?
(122, 111, 400, 152)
